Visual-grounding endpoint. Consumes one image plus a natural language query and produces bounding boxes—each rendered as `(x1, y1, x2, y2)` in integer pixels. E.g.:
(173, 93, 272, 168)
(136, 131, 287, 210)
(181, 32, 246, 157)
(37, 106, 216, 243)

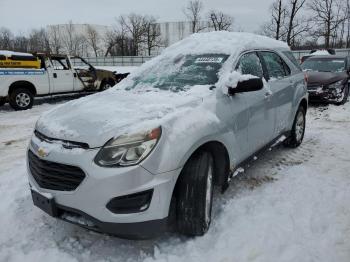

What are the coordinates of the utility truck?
(0, 51, 128, 110)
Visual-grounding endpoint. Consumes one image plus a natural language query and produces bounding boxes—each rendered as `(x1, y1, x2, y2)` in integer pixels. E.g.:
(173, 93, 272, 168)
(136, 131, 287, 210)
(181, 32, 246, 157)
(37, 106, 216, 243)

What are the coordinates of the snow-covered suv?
(27, 32, 308, 239)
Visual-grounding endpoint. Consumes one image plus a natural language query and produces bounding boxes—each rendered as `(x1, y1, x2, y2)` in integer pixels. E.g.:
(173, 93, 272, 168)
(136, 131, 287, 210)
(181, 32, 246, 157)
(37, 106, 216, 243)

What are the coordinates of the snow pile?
(1, 101, 350, 261)
(0, 50, 33, 57)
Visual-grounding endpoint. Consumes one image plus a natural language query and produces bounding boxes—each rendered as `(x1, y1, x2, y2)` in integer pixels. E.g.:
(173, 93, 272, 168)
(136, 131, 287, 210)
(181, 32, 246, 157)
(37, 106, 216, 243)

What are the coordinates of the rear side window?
(236, 52, 264, 78)
(283, 51, 302, 71)
(260, 52, 290, 80)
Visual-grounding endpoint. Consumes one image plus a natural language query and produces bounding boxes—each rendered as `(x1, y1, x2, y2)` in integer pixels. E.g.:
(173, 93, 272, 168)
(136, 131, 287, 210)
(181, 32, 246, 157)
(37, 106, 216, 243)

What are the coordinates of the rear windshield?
(301, 58, 346, 73)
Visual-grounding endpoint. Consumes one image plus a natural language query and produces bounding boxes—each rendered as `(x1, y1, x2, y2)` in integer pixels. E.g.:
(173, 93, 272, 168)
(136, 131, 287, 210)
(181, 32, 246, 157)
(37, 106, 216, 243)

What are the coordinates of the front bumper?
(308, 85, 345, 103)
(27, 137, 180, 238)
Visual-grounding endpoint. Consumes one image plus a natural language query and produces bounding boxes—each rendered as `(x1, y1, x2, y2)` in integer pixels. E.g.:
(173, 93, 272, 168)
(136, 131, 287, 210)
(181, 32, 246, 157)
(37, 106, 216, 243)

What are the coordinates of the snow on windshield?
(116, 32, 288, 94)
(128, 54, 229, 91)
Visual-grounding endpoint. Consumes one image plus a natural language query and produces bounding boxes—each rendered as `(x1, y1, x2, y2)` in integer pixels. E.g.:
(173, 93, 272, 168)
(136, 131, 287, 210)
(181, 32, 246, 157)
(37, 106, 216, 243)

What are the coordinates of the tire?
(9, 88, 34, 111)
(176, 151, 214, 236)
(335, 85, 349, 105)
(0, 98, 6, 107)
(284, 106, 306, 148)
(100, 79, 115, 91)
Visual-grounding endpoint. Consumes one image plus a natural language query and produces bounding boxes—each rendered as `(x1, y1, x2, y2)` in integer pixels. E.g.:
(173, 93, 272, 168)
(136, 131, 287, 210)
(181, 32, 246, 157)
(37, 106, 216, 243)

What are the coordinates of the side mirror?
(228, 78, 264, 95)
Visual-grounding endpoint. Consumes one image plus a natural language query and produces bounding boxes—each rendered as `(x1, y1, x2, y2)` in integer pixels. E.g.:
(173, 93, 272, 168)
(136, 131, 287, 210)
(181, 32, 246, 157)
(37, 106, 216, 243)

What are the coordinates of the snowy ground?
(0, 96, 350, 262)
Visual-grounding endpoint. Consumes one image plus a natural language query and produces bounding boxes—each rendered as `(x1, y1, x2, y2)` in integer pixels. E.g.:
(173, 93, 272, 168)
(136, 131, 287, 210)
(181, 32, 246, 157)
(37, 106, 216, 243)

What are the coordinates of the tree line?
(2, 0, 347, 56)
(261, 0, 350, 49)
(0, 1, 233, 57)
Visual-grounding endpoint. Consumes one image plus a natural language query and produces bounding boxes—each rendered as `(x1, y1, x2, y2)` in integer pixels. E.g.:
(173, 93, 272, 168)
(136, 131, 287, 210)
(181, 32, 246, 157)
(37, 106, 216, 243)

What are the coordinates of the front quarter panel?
(141, 92, 246, 175)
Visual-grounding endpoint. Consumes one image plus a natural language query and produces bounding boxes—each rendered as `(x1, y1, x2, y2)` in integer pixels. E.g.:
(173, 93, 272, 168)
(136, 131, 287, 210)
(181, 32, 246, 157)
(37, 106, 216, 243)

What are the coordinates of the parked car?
(0, 53, 128, 110)
(301, 55, 350, 105)
(27, 32, 308, 239)
(300, 49, 335, 63)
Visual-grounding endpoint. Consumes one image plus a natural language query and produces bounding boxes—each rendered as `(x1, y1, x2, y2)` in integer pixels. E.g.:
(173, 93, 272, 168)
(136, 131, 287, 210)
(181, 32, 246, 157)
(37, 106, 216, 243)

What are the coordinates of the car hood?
(307, 71, 348, 86)
(36, 87, 208, 148)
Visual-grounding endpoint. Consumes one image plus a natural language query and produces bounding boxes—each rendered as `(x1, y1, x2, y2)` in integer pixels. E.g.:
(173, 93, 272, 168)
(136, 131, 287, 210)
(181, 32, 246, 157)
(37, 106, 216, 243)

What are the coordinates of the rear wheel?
(9, 88, 34, 111)
(284, 106, 306, 148)
(100, 79, 115, 91)
(176, 151, 214, 236)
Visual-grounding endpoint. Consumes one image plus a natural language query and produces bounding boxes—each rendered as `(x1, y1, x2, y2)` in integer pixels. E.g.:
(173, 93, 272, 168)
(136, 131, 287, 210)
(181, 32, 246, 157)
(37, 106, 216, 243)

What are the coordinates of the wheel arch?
(168, 140, 230, 221)
(9, 81, 37, 96)
(299, 98, 308, 113)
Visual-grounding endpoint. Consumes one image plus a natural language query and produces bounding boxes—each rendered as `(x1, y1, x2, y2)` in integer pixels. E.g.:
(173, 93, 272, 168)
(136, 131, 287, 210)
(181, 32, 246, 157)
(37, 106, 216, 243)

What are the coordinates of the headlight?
(327, 80, 344, 89)
(94, 127, 161, 167)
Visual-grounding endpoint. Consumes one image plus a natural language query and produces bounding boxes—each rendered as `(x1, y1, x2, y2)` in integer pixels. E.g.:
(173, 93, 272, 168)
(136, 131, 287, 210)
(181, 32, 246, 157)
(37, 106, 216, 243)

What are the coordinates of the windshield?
(302, 58, 346, 73)
(130, 54, 229, 91)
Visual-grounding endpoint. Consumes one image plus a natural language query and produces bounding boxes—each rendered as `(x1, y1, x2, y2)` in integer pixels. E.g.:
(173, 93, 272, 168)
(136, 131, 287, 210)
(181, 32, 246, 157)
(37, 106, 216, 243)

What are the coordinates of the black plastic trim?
(56, 204, 168, 239)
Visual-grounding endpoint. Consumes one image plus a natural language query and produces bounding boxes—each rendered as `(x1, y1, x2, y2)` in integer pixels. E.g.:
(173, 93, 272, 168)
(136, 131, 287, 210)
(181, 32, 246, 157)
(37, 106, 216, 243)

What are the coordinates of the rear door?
(258, 51, 294, 137)
(49, 57, 74, 93)
(235, 51, 276, 155)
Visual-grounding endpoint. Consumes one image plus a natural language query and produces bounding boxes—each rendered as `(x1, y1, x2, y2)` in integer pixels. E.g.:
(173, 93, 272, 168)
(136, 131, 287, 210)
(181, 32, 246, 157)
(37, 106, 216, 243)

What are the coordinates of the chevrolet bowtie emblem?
(37, 148, 49, 158)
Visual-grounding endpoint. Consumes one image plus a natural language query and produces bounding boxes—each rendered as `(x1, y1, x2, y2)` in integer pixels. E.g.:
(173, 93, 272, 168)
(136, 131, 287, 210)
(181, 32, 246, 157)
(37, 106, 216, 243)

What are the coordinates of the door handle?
(53, 73, 57, 78)
(73, 73, 77, 78)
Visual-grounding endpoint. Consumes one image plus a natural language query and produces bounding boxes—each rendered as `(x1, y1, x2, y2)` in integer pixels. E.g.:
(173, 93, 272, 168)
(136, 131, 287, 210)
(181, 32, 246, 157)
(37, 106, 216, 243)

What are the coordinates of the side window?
(260, 52, 290, 79)
(282, 51, 302, 71)
(236, 52, 264, 78)
(50, 57, 70, 70)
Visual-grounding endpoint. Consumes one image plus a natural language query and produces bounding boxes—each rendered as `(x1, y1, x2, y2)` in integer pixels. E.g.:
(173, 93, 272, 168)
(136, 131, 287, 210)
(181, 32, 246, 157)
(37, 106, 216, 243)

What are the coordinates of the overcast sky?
(0, 0, 276, 34)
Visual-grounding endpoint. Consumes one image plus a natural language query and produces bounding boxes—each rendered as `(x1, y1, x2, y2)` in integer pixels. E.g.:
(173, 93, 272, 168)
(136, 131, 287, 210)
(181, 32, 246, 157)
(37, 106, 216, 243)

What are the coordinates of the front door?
(235, 51, 276, 155)
(49, 57, 74, 93)
(258, 51, 295, 136)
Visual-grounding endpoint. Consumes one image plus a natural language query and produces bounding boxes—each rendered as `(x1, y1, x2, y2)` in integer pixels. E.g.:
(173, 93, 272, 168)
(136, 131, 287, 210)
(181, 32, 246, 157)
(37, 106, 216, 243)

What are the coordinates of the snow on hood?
(36, 86, 210, 148)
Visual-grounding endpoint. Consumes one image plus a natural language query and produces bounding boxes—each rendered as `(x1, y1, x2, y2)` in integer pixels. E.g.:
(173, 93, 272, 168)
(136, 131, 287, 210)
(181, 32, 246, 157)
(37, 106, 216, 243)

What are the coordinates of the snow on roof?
(0, 50, 33, 57)
(311, 50, 332, 56)
(162, 31, 289, 56)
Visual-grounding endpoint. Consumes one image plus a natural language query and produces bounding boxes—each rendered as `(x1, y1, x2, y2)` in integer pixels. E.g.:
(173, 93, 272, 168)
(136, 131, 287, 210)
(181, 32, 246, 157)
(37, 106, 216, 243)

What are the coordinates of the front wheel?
(284, 106, 306, 148)
(9, 88, 34, 111)
(335, 85, 349, 105)
(176, 151, 214, 236)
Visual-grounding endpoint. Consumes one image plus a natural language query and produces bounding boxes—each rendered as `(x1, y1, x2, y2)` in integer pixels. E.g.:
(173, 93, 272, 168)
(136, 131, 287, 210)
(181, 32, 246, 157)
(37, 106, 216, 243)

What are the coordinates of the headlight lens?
(327, 80, 344, 89)
(95, 127, 161, 167)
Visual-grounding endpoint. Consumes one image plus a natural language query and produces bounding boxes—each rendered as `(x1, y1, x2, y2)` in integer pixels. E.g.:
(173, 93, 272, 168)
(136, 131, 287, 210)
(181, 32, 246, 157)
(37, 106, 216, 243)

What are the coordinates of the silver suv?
(27, 32, 308, 239)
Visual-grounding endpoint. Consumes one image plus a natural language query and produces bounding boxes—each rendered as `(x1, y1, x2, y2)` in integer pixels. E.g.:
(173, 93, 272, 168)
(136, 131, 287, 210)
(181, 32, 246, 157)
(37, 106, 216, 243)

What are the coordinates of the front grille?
(28, 150, 86, 191)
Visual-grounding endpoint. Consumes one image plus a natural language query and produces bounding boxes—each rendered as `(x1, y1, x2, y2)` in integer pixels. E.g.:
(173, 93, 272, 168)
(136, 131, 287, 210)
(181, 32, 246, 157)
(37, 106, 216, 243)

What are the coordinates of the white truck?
(0, 53, 128, 110)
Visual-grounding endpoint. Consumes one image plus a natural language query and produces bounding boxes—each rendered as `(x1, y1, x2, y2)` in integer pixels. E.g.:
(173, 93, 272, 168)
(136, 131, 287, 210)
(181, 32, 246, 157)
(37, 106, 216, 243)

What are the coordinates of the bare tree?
(261, 0, 287, 40)
(85, 25, 100, 57)
(308, 0, 347, 48)
(13, 34, 29, 52)
(144, 16, 163, 56)
(285, 0, 308, 46)
(47, 25, 62, 54)
(183, 0, 204, 33)
(119, 14, 148, 56)
(61, 21, 84, 55)
(208, 10, 233, 31)
(0, 27, 13, 50)
(28, 28, 50, 53)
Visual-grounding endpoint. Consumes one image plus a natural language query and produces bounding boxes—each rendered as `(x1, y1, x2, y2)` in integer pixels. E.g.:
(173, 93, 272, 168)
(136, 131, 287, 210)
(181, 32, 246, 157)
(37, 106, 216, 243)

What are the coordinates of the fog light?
(106, 189, 153, 214)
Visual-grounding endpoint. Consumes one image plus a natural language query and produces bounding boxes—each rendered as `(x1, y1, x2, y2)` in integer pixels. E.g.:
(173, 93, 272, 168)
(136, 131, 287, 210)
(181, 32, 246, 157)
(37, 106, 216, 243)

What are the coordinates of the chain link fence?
(82, 49, 350, 67)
